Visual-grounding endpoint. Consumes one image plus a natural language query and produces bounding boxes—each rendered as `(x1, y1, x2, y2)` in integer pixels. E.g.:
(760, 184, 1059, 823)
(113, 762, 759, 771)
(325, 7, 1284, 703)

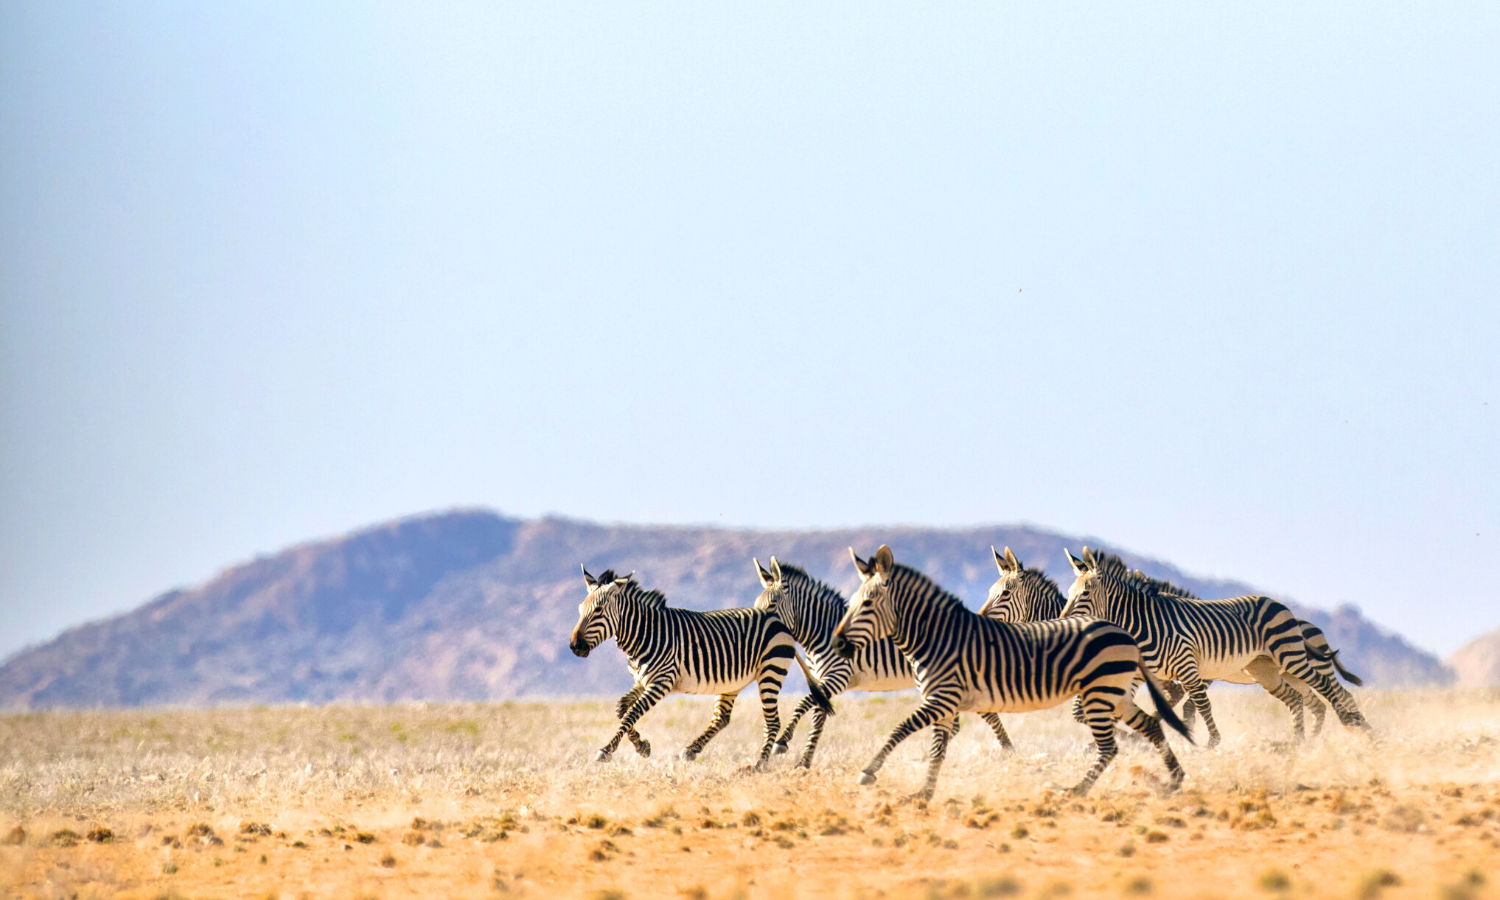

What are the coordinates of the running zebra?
(1122, 566, 1364, 738)
(980, 547, 1363, 739)
(1062, 547, 1370, 748)
(832, 545, 1191, 799)
(569, 566, 834, 768)
(752, 557, 1014, 769)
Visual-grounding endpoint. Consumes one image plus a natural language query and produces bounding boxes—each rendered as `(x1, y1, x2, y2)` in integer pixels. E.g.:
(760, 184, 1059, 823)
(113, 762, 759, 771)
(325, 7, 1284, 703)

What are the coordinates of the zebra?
(831, 545, 1192, 799)
(751, 556, 1014, 769)
(1061, 547, 1369, 748)
(979, 547, 1363, 739)
(1122, 566, 1363, 738)
(569, 566, 835, 768)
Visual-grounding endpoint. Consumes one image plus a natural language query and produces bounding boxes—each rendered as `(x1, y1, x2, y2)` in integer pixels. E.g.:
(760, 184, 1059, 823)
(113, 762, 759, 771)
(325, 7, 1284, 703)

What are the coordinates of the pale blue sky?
(2, 3, 1497, 662)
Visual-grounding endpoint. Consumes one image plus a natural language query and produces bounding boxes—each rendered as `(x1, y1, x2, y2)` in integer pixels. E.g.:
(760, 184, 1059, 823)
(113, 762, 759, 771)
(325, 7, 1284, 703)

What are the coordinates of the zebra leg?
(1120, 704, 1186, 794)
(1070, 695, 1087, 724)
(1270, 682, 1306, 741)
(682, 693, 736, 761)
(1275, 642, 1371, 733)
(774, 695, 817, 755)
(1247, 656, 1305, 741)
(1072, 695, 1121, 796)
(1299, 668, 1371, 732)
(913, 715, 959, 802)
(614, 685, 651, 757)
(856, 698, 957, 787)
(796, 708, 828, 769)
(753, 664, 790, 771)
(599, 677, 674, 762)
(1180, 673, 1222, 749)
(979, 713, 1014, 751)
(1305, 690, 1327, 736)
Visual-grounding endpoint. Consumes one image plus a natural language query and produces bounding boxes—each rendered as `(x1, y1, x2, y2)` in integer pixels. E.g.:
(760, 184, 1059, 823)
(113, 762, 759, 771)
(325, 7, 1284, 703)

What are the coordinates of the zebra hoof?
(595, 750, 612, 763)
(772, 742, 789, 755)
(857, 771, 877, 786)
(636, 741, 651, 758)
(681, 748, 700, 762)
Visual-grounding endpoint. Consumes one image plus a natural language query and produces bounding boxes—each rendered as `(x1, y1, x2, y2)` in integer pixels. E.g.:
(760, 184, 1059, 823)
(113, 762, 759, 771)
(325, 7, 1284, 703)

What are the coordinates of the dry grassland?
(2, 689, 1498, 900)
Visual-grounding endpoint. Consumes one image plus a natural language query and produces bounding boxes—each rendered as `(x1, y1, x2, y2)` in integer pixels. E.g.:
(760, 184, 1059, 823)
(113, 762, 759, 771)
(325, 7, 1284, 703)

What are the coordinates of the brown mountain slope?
(1448, 627, 1500, 687)
(0, 509, 1455, 709)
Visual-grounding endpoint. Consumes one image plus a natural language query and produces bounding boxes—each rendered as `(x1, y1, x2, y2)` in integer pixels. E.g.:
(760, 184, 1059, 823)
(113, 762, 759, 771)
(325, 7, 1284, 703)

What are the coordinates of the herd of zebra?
(567, 545, 1370, 798)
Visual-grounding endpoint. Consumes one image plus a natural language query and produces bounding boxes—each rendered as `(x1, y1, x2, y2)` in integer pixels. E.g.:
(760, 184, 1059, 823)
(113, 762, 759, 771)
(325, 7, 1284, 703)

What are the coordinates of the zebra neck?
(790, 587, 845, 653)
(609, 605, 668, 660)
(889, 597, 958, 664)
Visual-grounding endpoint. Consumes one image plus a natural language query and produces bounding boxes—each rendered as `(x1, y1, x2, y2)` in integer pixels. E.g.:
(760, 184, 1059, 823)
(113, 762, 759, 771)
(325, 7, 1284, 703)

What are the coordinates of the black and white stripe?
(1062, 547, 1370, 748)
(752, 557, 1014, 769)
(832, 545, 1191, 799)
(569, 566, 834, 768)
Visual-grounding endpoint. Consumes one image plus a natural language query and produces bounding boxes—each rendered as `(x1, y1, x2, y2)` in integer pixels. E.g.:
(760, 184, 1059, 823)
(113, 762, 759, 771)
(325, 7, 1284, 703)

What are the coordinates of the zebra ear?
(754, 558, 775, 588)
(1082, 546, 1098, 569)
(581, 564, 597, 589)
(614, 571, 634, 586)
(768, 556, 784, 582)
(1065, 549, 1087, 576)
(850, 547, 874, 579)
(993, 546, 1007, 574)
(874, 545, 895, 576)
(1004, 547, 1021, 571)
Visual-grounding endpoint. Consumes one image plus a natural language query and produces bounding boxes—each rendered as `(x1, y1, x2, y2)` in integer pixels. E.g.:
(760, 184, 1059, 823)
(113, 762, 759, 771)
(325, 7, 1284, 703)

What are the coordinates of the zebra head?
(751, 556, 799, 631)
(979, 546, 1066, 622)
(832, 545, 897, 659)
(1061, 546, 1109, 618)
(570, 565, 634, 658)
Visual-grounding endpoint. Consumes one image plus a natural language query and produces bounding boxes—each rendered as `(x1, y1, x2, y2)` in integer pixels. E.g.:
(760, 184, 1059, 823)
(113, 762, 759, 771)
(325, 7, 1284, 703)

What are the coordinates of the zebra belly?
(845, 670, 917, 692)
(1196, 652, 1278, 683)
(672, 671, 756, 695)
(959, 685, 1073, 714)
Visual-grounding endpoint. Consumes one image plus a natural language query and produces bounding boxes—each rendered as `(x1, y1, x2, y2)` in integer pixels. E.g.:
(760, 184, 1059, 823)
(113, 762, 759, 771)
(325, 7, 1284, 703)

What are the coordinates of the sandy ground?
(2, 689, 1498, 899)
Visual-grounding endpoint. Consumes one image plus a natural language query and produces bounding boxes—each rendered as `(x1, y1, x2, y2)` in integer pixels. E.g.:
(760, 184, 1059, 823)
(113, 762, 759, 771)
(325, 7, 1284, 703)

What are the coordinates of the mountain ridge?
(0, 509, 1456, 710)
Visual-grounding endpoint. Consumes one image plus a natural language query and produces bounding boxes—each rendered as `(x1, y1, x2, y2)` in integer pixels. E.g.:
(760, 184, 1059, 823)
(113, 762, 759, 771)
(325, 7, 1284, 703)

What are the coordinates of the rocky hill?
(0, 509, 1455, 710)
(1448, 628, 1500, 688)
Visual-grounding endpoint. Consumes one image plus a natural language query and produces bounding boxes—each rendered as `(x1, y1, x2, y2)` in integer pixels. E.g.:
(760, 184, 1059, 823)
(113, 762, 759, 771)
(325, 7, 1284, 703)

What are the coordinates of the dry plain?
(2, 690, 1498, 900)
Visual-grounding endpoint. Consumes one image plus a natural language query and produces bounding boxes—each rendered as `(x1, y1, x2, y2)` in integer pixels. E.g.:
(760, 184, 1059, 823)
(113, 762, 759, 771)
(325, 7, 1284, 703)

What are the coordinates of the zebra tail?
(1139, 665, 1194, 743)
(795, 651, 836, 717)
(1306, 643, 1365, 687)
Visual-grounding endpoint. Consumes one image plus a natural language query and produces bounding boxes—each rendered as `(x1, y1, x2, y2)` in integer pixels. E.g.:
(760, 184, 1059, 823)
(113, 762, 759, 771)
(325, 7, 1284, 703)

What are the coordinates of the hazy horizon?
(4, 4, 1498, 661)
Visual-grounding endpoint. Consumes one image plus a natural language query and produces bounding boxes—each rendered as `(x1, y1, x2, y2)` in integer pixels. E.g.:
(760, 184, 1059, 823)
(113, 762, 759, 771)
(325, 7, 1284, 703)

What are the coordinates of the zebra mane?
(599, 573, 667, 610)
(891, 563, 966, 610)
(1089, 552, 1197, 600)
(1131, 569, 1200, 600)
(1017, 565, 1064, 599)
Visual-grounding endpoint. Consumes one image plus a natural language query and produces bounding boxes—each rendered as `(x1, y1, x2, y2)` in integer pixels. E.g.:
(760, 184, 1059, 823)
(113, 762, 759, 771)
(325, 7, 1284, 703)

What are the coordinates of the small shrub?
(1257, 869, 1291, 892)
(1009, 825, 1028, 839)
(354, 831, 376, 843)
(974, 875, 1021, 897)
(1118, 839, 1136, 857)
(1357, 869, 1401, 899)
(2, 826, 23, 845)
(50, 829, 78, 848)
(585, 814, 608, 829)
(1124, 876, 1153, 895)
(1144, 829, 1168, 843)
(379, 851, 396, 867)
(87, 827, 114, 843)
(161, 860, 179, 874)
